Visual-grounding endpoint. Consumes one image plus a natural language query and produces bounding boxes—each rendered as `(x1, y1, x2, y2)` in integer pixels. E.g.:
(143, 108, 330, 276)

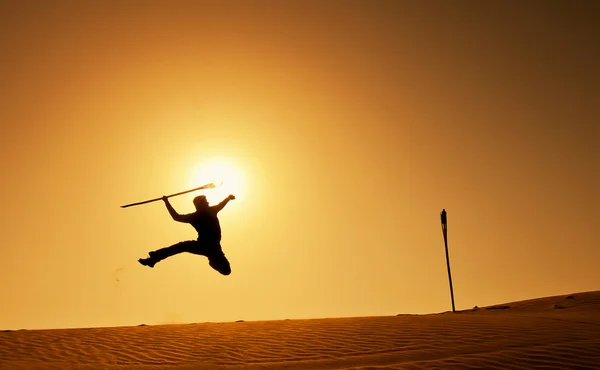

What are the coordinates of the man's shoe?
(138, 257, 156, 268)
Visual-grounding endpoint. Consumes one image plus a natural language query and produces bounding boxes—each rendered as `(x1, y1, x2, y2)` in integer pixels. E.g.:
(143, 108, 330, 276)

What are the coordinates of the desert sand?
(1, 291, 599, 369)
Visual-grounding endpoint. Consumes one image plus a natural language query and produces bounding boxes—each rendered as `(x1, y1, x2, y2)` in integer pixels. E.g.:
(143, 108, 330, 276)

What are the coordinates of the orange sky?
(1, 1, 598, 330)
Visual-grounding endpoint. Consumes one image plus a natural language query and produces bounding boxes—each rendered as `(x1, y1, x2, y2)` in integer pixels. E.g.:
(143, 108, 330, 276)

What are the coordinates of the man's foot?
(138, 257, 156, 268)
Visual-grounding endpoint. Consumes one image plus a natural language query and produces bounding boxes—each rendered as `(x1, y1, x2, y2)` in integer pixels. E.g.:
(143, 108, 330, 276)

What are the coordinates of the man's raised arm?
(162, 196, 190, 222)
(212, 194, 236, 213)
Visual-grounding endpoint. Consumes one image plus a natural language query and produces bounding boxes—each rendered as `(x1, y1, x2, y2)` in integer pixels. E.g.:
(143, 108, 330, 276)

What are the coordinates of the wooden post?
(440, 209, 456, 312)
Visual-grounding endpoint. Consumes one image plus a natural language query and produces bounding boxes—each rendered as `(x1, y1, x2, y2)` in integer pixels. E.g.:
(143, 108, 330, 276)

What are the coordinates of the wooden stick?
(120, 182, 221, 208)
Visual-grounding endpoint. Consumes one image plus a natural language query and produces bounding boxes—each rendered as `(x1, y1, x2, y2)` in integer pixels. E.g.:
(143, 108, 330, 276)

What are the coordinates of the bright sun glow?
(188, 158, 245, 203)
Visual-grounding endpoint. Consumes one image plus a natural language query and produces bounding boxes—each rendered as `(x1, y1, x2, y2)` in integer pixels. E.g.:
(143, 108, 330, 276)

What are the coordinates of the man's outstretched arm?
(212, 194, 235, 213)
(162, 196, 190, 222)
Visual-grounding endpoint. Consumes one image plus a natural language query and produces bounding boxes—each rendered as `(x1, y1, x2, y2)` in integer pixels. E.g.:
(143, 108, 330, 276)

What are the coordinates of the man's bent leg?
(208, 253, 231, 276)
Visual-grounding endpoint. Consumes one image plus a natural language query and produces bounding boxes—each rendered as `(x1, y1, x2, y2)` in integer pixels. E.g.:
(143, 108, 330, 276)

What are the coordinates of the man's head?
(193, 195, 209, 210)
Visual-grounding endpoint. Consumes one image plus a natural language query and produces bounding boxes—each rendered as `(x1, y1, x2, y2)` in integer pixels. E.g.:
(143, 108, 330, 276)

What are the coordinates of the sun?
(187, 158, 245, 202)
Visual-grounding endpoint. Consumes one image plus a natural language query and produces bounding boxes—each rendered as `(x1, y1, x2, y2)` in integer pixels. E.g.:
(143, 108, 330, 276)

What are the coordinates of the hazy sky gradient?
(1, 1, 598, 330)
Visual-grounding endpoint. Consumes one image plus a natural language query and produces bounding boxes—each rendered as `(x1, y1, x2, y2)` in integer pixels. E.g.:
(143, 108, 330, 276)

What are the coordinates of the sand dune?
(1, 291, 599, 369)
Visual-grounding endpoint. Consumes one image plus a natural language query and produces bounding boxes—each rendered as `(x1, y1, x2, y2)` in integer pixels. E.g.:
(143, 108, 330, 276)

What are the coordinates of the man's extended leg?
(139, 240, 198, 268)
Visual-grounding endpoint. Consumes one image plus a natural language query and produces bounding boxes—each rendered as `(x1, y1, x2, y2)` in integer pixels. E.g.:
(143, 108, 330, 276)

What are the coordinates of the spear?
(120, 182, 222, 208)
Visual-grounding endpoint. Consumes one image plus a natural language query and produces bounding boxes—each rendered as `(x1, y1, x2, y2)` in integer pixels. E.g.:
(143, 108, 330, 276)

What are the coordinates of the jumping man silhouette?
(138, 194, 235, 275)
